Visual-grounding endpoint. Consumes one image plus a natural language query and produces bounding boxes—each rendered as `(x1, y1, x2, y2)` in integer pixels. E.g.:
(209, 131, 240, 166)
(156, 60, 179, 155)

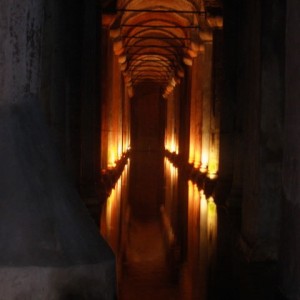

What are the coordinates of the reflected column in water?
(181, 180, 218, 299)
(207, 196, 217, 270)
(100, 162, 130, 254)
(100, 155, 218, 300)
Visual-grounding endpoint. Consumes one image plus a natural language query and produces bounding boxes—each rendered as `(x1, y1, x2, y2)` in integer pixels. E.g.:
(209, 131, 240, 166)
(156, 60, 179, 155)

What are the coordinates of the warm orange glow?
(117, 140, 123, 161)
(188, 180, 194, 204)
(101, 161, 130, 253)
(187, 180, 199, 271)
(170, 136, 178, 154)
(164, 158, 178, 214)
(207, 134, 219, 179)
(194, 142, 201, 169)
(207, 196, 217, 233)
(189, 139, 195, 165)
(105, 188, 116, 236)
(160, 206, 175, 245)
(207, 196, 218, 261)
(199, 190, 208, 241)
(188, 182, 201, 240)
(162, 157, 178, 253)
(165, 91, 179, 154)
(200, 150, 209, 173)
(108, 145, 117, 168)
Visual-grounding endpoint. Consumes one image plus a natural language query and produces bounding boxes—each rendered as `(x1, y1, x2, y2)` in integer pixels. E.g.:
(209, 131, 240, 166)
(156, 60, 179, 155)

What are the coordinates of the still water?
(100, 151, 218, 300)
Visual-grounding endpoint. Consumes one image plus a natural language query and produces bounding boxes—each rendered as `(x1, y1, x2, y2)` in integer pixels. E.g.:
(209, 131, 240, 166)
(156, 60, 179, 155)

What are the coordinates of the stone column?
(107, 54, 122, 167)
(80, 0, 102, 216)
(240, 0, 284, 260)
(100, 27, 112, 169)
(219, 0, 237, 199)
(200, 40, 213, 172)
(0, 1, 115, 298)
(178, 69, 191, 165)
(40, 0, 67, 160)
(208, 30, 223, 179)
(41, 0, 85, 186)
(122, 87, 131, 153)
(189, 53, 203, 168)
(280, 0, 300, 297)
(165, 92, 174, 152)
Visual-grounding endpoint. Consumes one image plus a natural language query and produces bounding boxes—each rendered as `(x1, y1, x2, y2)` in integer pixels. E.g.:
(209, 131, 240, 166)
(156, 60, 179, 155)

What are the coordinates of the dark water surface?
(100, 151, 218, 300)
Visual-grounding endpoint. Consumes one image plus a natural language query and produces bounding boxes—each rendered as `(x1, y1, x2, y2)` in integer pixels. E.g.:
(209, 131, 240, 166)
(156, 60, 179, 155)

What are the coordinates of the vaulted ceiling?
(102, 0, 222, 97)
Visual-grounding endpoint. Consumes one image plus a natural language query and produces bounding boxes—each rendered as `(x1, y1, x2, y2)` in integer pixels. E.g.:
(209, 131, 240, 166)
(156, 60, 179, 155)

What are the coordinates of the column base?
(0, 262, 116, 300)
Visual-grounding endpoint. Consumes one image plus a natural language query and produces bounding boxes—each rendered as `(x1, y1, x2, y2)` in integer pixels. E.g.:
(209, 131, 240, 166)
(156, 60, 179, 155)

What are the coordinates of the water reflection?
(100, 162, 130, 253)
(100, 153, 218, 299)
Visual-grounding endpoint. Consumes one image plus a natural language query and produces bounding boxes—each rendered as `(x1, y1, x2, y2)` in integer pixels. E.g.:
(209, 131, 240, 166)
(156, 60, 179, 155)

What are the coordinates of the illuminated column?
(116, 71, 123, 161)
(174, 85, 180, 154)
(170, 92, 177, 153)
(208, 30, 223, 180)
(107, 54, 122, 168)
(165, 91, 178, 153)
(189, 53, 203, 167)
(101, 29, 127, 169)
(178, 72, 191, 163)
(189, 74, 196, 164)
(100, 27, 112, 169)
(165, 92, 172, 152)
(200, 38, 213, 172)
(165, 86, 178, 154)
(122, 87, 131, 153)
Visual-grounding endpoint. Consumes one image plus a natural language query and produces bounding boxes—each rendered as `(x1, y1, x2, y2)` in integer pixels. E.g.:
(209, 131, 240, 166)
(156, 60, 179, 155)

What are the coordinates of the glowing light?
(160, 206, 175, 245)
(200, 190, 208, 226)
(207, 171, 218, 180)
(194, 148, 201, 169)
(207, 197, 217, 218)
(108, 146, 117, 169)
(188, 180, 194, 203)
(106, 188, 116, 236)
(207, 134, 219, 179)
(163, 157, 178, 249)
(101, 161, 130, 253)
(189, 139, 195, 165)
(207, 196, 217, 260)
(117, 140, 123, 161)
(200, 151, 208, 173)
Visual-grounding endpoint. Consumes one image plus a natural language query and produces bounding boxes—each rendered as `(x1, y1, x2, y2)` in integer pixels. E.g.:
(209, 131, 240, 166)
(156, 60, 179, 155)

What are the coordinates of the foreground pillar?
(0, 1, 115, 299)
(280, 0, 300, 297)
(240, 0, 283, 260)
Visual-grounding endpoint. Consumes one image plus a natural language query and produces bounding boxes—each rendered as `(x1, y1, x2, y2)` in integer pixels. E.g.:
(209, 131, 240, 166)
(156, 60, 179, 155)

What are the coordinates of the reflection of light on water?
(200, 150, 209, 173)
(199, 190, 208, 248)
(207, 196, 217, 261)
(187, 181, 201, 271)
(163, 158, 178, 240)
(101, 161, 130, 253)
(186, 182, 218, 298)
(106, 188, 116, 235)
(108, 146, 117, 168)
(160, 206, 175, 245)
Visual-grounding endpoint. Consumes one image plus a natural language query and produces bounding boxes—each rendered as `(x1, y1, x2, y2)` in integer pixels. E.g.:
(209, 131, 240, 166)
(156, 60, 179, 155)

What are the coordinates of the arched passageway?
(99, 0, 286, 299)
(1, 0, 299, 299)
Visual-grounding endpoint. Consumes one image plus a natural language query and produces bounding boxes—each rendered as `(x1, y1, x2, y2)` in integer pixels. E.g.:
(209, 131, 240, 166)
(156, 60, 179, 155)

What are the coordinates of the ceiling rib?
(121, 35, 193, 41)
(107, 0, 222, 97)
(117, 8, 206, 14)
(121, 24, 200, 29)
